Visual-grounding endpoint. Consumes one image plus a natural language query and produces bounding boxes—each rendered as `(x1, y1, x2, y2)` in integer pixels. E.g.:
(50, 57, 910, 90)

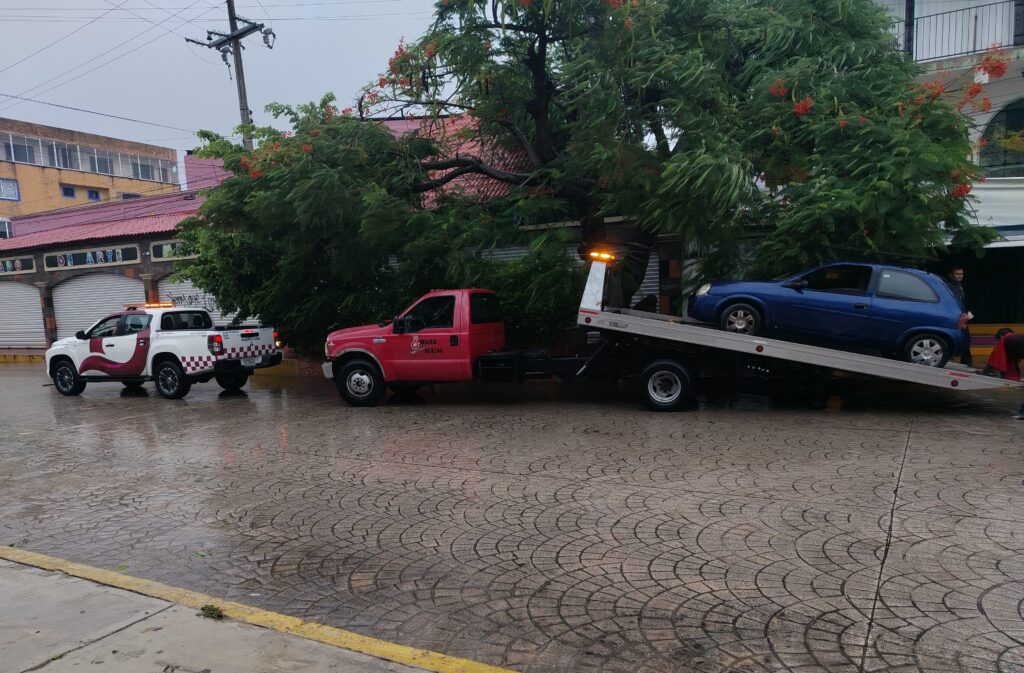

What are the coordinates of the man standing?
(945, 266, 973, 366)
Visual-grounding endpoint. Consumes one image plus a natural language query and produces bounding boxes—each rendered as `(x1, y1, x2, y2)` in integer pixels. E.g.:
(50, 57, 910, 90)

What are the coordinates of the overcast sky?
(0, 0, 434, 184)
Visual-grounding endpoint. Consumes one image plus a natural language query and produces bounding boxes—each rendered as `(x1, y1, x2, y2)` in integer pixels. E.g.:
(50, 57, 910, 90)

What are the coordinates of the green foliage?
(183, 0, 998, 351)
(366, 0, 994, 278)
(486, 238, 586, 348)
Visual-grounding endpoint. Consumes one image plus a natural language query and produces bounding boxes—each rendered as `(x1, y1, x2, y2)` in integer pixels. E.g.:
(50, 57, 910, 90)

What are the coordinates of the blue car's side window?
(802, 265, 872, 295)
(877, 270, 939, 303)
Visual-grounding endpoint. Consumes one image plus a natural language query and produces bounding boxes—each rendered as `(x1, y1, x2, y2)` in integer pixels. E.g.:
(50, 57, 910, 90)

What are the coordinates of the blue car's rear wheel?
(903, 334, 950, 368)
(720, 303, 762, 336)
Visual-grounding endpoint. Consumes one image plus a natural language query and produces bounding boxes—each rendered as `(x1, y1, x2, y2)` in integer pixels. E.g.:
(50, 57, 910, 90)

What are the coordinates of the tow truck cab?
(323, 289, 506, 403)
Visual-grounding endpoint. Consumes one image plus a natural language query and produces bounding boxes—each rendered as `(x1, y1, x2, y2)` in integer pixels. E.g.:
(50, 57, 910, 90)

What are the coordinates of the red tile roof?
(379, 115, 531, 206)
(0, 212, 193, 253)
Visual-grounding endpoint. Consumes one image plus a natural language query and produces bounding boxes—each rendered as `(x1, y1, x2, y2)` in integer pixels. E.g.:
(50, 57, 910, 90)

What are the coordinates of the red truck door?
(384, 293, 467, 381)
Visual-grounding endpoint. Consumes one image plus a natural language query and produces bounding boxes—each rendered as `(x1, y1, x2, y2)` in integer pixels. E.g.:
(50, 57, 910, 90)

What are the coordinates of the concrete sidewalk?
(0, 560, 424, 673)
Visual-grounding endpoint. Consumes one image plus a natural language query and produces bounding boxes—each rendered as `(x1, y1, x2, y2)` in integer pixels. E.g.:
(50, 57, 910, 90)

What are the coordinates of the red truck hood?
(326, 322, 387, 346)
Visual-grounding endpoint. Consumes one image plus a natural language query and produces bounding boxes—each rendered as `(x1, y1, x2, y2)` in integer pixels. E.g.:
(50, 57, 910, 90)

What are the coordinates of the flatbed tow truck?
(323, 252, 1022, 410)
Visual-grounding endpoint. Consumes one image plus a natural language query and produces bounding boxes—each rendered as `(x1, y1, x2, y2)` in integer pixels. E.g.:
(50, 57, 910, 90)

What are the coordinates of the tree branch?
(497, 119, 541, 168)
(414, 155, 534, 193)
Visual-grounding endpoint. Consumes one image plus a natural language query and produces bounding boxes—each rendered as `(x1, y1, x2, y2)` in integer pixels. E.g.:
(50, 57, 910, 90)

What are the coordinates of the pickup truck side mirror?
(392, 316, 403, 334)
(75, 330, 87, 340)
(783, 279, 809, 290)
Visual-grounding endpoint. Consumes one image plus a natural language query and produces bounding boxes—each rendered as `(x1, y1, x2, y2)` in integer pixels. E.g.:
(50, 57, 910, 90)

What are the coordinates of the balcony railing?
(893, 0, 1024, 62)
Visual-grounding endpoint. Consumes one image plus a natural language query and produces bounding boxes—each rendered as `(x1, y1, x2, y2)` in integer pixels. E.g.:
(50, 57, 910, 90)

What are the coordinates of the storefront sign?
(44, 245, 139, 271)
(0, 255, 34, 275)
(151, 239, 195, 261)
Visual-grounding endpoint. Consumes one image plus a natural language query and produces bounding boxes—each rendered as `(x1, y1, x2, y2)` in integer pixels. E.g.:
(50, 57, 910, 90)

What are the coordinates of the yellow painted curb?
(0, 354, 43, 364)
(0, 547, 517, 673)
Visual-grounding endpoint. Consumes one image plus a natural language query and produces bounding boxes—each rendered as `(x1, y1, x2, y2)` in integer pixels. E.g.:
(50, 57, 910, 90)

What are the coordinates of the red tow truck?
(322, 252, 1023, 410)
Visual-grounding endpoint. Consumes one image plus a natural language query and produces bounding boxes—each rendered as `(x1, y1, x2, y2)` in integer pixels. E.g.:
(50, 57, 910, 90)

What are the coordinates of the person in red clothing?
(984, 329, 1024, 418)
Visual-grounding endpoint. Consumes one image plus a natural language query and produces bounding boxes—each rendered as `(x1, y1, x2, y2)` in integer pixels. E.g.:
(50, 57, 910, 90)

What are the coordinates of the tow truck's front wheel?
(337, 359, 385, 407)
(154, 360, 192, 399)
(52, 360, 86, 396)
(641, 359, 693, 412)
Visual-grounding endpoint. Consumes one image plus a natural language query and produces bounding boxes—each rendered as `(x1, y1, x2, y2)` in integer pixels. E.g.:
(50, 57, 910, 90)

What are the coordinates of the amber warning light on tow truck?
(123, 302, 176, 309)
(588, 251, 616, 261)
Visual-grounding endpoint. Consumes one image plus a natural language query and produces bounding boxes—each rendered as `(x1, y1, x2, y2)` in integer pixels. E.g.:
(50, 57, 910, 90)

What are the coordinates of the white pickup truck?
(45, 303, 282, 399)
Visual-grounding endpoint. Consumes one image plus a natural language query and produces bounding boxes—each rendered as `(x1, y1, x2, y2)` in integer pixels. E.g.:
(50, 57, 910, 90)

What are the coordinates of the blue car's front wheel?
(720, 303, 762, 336)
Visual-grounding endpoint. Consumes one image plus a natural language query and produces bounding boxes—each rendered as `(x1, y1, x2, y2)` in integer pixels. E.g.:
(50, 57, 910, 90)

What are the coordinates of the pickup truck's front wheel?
(154, 360, 192, 399)
(336, 359, 384, 407)
(52, 360, 86, 396)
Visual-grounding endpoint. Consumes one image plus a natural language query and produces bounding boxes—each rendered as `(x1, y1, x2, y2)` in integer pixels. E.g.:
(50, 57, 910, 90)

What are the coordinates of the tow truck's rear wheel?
(903, 334, 950, 367)
(720, 303, 762, 335)
(215, 371, 250, 391)
(52, 360, 86, 396)
(154, 359, 192, 399)
(641, 359, 693, 412)
(337, 359, 385, 407)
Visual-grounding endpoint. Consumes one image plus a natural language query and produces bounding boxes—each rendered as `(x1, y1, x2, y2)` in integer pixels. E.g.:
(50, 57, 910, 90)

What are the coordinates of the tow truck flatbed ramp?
(577, 260, 1022, 392)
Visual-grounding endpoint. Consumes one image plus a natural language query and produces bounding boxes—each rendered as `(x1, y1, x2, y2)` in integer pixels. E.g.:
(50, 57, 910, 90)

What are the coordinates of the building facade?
(879, 0, 1024, 327)
(0, 118, 180, 220)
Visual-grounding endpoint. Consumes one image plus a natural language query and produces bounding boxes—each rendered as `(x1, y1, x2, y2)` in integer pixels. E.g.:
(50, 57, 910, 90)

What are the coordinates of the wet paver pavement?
(0, 365, 1022, 673)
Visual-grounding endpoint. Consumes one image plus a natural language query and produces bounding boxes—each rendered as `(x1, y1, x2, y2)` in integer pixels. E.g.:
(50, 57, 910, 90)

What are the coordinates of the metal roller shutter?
(633, 252, 660, 306)
(0, 282, 46, 348)
(53, 273, 145, 339)
(158, 279, 237, 325)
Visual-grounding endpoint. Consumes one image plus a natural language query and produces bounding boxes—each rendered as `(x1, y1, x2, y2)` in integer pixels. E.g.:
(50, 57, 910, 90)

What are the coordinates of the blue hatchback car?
(687, 262, 967, 367)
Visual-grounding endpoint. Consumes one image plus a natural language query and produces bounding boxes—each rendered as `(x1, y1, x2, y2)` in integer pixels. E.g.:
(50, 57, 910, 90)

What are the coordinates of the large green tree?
(366, 0, 997, 274)
(182, 0, 1001, 349)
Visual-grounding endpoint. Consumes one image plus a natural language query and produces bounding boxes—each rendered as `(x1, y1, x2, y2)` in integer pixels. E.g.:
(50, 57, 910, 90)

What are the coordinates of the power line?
(0, 12, 434, 22)
(0, 93, 202, 134)
(0, 0, 216, 114)
(101, 0, 221, 66)
(0, 1, 413, 9)
(0, 0, 132, 77)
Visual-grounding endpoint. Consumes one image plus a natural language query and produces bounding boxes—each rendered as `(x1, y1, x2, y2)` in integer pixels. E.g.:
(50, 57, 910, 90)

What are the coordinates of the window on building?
(121, 192, 141, 200)
(45, 142, 81, 170)
(88, 148, 116, 175)
(0, 178, 19, 201)
(131, 156, 156, 180)
(5, 135, 39, 164)
(980, 99, 1024, 177)
(61, 185, 76, 199)
(87, 189, 100, 201)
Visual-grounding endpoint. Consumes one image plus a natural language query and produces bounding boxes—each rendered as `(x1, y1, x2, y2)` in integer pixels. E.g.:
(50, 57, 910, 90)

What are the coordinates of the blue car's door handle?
(853, 303, 868, 309)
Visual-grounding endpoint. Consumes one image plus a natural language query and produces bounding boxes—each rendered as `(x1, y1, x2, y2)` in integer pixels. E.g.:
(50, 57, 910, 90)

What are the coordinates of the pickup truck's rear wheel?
(337, 359, 384, 407)
(52, 360, 86, 396)
(215, 371, 250, 391)
(641, 359, 693, 412)
(154, 360, 192, 399)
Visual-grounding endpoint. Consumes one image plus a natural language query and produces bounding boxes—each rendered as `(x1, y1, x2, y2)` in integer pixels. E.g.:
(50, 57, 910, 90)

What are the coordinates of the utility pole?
(227, 0, 252, 150)
(187, 0, 276, 151)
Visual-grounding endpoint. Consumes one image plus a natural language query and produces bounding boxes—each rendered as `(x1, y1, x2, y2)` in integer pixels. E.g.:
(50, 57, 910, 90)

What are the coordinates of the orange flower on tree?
(950, 183, 972, 198)
(838, 118, 849, 128)
(301, 144, 313, 153)
(768, 78, 789, 98)
(791, 96, 813, 117)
